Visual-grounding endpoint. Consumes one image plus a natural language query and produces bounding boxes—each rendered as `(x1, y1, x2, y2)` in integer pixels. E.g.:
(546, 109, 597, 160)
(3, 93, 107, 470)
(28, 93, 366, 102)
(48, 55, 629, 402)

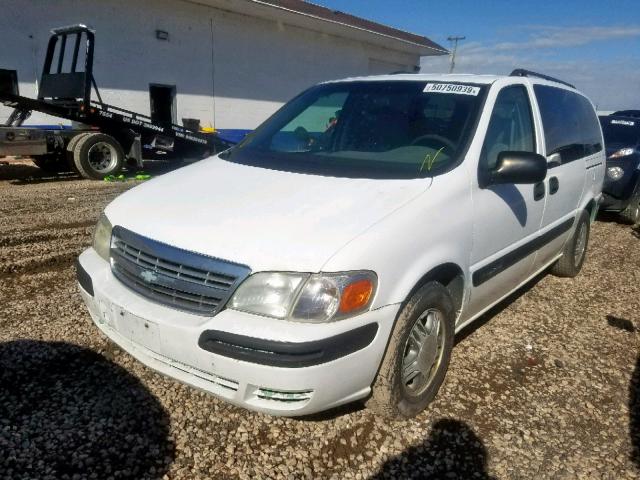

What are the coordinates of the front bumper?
(76, 248, 399, 416)
(601, 192, 631, 212)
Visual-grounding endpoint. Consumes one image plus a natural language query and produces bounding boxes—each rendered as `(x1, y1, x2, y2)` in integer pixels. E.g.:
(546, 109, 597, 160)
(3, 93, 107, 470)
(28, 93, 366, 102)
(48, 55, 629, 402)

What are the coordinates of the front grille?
(110, 226, 250, 316)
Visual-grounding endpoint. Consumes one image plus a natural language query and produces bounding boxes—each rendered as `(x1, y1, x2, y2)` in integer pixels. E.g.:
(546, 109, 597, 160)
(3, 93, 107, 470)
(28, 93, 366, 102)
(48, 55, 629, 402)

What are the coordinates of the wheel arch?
(403, 263, 467, 319)
(584, 197, 598, 220)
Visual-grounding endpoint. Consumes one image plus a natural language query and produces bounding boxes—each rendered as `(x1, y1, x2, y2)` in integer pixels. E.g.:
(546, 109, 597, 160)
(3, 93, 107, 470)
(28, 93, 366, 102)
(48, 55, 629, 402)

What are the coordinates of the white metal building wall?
(0, 0, 418, 133)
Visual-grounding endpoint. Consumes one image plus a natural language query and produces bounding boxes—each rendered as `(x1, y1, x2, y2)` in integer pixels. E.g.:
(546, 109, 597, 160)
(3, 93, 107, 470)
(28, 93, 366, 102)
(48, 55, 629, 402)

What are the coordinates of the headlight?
(228, 272, 307, 318)
(228, 271, 377, 323)
(93, 214, 112, 261)
(607, 166, 625, 181)
(608, 148, 634, 159)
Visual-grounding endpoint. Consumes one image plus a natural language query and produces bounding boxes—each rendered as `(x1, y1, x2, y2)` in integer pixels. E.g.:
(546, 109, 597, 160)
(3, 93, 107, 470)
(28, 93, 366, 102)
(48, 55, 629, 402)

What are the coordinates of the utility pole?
(447, 35, 465, 73)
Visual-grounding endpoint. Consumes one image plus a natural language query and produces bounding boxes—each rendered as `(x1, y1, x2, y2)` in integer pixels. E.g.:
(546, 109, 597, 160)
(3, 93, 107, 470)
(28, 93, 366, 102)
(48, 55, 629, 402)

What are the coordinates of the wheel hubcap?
(402, 309, 445, 396)
(574, 222, 587, 267)
(87, 142, 117, 173)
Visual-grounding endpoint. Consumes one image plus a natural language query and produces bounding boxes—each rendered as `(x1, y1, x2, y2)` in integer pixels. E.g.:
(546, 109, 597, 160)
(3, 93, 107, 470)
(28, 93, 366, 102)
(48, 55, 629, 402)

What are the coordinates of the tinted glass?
(599, 117, 640, 146)
(480, 85, 535, 170)
(533, 85, 602, 162)
(223, 81, 486, 178)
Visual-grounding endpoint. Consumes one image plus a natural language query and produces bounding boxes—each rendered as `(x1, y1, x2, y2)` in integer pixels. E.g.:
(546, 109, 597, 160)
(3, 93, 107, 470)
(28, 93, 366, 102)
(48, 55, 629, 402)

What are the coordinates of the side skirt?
(472, 217, 575, 287)
(454, 252, 563, 334)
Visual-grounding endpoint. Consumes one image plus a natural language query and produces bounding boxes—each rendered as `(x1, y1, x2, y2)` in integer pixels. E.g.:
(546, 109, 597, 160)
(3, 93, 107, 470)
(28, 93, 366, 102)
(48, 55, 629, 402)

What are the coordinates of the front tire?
(620, 195, 640, 225)
(73, 133, 124, 180)
(550, 209, 590, 278)
(367, 282, 455, 419)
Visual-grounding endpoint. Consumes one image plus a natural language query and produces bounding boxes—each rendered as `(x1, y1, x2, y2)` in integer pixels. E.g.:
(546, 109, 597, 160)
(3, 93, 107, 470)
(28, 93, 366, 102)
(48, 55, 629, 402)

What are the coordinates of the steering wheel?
(410, 134, 456, 152)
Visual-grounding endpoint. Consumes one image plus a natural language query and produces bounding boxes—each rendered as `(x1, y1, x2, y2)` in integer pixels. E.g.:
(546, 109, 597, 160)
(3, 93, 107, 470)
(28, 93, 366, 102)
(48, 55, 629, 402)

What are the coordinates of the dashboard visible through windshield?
(223, 81, 487, 178)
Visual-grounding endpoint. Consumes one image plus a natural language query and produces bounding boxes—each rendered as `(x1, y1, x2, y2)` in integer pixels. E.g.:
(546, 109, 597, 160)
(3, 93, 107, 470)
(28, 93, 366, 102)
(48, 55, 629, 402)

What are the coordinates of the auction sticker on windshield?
(424, 83, 480, 96)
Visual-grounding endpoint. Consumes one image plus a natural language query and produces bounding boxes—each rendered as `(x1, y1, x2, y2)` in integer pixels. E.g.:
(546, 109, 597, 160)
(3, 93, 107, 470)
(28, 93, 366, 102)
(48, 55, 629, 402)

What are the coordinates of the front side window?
(480, 85, 536, 170)
(533, 85, 603, 162)
(223, 81, 487, 179)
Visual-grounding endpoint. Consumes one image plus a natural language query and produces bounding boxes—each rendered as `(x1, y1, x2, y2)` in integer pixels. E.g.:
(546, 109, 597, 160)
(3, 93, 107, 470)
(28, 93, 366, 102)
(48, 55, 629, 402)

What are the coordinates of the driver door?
(467, 84, 545, 316)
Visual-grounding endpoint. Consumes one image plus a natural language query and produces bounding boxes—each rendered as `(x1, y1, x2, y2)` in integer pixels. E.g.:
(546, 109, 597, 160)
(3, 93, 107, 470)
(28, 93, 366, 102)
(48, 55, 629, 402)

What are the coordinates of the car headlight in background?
(93, 214, 113, 261)
(229, 271, 377, 323)
(608, 148, 634, 159)
(606, 166, 625, 181)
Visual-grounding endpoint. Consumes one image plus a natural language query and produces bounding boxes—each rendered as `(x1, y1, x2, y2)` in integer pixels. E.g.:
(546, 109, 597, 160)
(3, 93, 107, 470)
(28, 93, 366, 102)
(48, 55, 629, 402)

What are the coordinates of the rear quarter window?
(533, 85, 603, 163)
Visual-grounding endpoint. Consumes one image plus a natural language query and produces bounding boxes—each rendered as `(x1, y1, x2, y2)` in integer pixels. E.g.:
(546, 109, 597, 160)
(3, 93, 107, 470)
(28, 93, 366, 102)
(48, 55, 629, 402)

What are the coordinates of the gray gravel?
(0, 159, 639, 479)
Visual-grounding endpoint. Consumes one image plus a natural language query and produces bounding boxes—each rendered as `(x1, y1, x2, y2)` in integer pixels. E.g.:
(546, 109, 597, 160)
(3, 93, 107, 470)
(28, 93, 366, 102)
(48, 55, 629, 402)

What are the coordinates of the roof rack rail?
(509, 69, 575, 89)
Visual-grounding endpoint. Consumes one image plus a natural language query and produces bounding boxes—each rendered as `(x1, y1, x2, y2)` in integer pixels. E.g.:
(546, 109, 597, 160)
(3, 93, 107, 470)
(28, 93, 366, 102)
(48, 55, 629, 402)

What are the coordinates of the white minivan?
(77, 72, 604, 418)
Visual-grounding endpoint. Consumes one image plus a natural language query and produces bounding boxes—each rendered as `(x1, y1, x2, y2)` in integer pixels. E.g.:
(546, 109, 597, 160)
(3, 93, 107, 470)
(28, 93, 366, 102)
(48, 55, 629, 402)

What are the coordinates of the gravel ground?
(0, 158, 639, 479)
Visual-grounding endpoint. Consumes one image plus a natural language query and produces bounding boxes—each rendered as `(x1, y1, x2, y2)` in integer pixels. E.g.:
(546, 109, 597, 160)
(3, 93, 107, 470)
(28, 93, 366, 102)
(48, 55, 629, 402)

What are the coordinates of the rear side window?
(533, 85, 602, 163)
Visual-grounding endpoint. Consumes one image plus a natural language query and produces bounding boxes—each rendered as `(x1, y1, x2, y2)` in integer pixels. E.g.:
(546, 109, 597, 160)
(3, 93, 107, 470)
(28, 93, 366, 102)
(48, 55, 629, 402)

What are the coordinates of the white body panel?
(104, 158, 431, 274)
(466, 79, 546, 315)
(77, 73, 605, 415)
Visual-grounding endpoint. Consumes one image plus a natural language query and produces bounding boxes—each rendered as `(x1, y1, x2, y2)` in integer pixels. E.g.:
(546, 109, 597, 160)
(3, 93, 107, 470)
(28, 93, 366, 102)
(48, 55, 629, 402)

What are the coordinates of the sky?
(318, 0, 640, 110)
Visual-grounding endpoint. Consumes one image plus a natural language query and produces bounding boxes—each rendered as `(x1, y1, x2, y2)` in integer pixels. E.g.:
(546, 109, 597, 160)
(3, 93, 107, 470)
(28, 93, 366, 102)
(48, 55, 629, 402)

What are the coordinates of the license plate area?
(113, 306, 161, 353)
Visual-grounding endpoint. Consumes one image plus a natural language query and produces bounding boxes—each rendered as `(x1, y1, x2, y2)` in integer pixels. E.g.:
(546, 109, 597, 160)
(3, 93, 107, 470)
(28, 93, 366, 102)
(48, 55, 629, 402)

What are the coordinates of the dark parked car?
(612, 110, 640, 119)
(599, 114, 640, 223)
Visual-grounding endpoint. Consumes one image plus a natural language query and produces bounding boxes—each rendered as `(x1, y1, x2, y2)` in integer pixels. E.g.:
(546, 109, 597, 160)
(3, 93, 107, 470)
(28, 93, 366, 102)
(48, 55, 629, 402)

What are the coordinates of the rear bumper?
(77, 248, 399, 416)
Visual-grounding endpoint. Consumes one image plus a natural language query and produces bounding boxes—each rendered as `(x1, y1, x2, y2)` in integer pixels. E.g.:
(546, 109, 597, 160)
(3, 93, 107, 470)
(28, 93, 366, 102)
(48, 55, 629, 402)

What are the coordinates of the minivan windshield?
(222, 81, 486, 178)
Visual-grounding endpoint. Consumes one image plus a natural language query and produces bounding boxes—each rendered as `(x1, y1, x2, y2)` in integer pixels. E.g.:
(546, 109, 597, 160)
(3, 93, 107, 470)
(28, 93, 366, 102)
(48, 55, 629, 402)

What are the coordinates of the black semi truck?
(0, 25, 231, 179)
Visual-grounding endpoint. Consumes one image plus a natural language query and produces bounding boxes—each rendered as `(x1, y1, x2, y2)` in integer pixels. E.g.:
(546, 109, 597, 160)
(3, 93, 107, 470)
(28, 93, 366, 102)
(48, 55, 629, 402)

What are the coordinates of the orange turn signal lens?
(339, 279, 373, 314)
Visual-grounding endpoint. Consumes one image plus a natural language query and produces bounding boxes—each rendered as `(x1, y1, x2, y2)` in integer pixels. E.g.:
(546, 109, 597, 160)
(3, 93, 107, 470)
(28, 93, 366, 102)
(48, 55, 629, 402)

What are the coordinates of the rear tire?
(65, 132, 92, 172)
(73, 133, 124, 180)
(366, 282, 455, 419)
(550, 210, 590, 278)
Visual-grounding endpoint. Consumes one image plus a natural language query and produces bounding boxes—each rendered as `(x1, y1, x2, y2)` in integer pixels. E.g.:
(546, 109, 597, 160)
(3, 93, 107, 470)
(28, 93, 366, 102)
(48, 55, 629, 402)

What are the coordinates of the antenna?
(447, 36, 466, 73)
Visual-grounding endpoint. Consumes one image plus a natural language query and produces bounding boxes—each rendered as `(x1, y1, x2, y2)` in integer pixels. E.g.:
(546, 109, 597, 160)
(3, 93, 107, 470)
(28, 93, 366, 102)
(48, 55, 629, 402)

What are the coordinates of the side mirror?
(489, 151, 548, 185)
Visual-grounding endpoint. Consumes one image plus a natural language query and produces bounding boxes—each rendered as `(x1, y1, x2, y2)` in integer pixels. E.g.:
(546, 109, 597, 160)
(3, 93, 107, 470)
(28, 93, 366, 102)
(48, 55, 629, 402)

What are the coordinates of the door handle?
(549, 176, 559, 195)
(534, 181, 545, 201)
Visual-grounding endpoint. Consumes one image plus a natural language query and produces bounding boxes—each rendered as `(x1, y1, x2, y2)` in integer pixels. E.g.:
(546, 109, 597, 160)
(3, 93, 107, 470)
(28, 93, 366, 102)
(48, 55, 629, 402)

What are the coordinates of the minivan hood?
(105, 157, 431, 272)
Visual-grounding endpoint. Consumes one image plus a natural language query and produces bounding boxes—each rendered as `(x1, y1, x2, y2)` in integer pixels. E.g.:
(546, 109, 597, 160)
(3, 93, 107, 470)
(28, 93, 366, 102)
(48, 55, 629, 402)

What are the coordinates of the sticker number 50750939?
(424, 83, 480, 96)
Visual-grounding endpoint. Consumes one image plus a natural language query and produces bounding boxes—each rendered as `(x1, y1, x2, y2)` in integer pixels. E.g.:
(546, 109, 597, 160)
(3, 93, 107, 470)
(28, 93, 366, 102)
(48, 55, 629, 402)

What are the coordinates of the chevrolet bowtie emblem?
(140, 270, 158, 284)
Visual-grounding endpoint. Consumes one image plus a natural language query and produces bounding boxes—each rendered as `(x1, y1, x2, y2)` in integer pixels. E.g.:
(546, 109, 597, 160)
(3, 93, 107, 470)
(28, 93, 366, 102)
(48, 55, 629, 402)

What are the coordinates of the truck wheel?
(32, 154, 71, 173)
(619, 196, 640, 225)
(65, 132, 92, 171)
(367, 281, 455, 419)
(550, 210, 590, 278)
(73, 133, 124, 180)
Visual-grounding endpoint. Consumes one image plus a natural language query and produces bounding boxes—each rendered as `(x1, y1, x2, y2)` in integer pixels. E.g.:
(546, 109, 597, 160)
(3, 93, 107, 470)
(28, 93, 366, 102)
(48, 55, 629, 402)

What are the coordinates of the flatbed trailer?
(0, 25, 231, 179)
